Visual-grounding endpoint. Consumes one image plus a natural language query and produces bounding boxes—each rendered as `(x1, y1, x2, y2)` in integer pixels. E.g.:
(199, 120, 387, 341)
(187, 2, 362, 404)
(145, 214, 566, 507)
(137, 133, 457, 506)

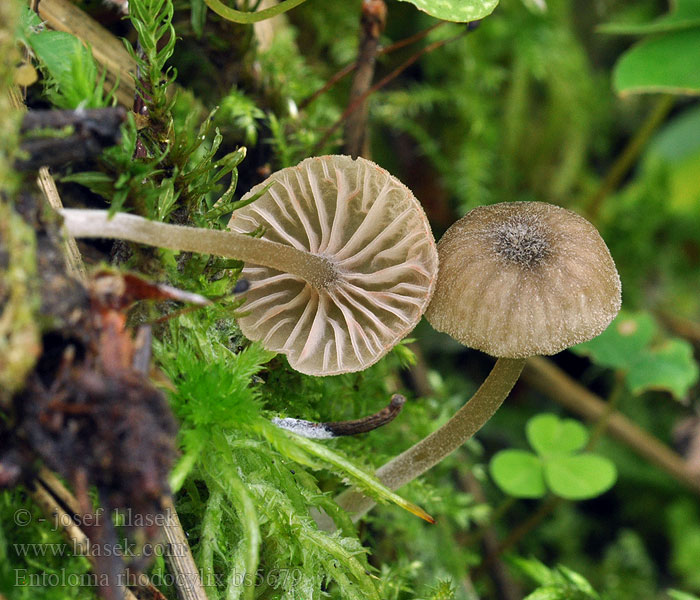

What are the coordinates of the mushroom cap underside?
(229, 155, 438, 376)
(425, 201, 621, 358)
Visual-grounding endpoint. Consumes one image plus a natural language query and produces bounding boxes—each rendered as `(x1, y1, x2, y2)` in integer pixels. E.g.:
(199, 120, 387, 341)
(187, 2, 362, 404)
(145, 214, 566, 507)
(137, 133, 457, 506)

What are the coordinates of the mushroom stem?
(59, 209, 339, 289)
(334, 357, 526, 521)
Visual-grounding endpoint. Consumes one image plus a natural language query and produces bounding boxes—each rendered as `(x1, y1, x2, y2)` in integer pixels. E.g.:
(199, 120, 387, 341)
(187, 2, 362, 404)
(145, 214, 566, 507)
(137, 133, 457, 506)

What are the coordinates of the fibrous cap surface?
(425, 201, 621, 358)
(229, 155, 438, 375)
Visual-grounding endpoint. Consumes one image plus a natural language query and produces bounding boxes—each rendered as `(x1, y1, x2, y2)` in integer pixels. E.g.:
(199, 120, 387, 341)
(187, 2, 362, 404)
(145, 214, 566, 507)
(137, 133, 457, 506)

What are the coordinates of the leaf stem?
(335, 357, 526, 520)
(203, 0, 308, 24)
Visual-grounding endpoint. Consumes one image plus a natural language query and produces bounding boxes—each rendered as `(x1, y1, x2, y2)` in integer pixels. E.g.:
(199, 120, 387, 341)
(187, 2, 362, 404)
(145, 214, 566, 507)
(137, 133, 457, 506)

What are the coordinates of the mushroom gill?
(229, 155, 438, 375)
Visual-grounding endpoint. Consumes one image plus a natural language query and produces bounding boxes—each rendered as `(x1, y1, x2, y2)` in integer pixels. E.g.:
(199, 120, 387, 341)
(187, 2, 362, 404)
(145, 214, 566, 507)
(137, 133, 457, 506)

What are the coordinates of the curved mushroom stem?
(334, 357, 526, 521)
(59, 209, 338, 289)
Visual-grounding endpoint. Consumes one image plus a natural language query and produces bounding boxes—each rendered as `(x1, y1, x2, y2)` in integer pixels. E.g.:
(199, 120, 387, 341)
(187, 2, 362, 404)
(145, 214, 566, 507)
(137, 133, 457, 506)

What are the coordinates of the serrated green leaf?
(526, 413, 588, 456)
(396, 0, 498, 23)
(626, 339, 699, 398)
(613, 28, 700, 96)
(27, 31, 84, 82)
(544, 454, 617, 500)
(490, 449, 546, 498)
(599, 0, 700, 35)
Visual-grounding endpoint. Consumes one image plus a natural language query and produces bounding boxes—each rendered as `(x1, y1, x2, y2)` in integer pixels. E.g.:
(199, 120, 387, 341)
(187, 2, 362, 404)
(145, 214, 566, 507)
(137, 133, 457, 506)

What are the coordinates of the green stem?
(203, 0, 308, 24)
(335, 357, 526, 521)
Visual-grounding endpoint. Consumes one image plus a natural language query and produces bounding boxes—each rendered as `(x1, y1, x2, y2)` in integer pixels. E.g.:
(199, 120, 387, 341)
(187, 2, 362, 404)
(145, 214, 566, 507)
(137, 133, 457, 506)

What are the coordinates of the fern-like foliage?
(154, 312, 389, 600)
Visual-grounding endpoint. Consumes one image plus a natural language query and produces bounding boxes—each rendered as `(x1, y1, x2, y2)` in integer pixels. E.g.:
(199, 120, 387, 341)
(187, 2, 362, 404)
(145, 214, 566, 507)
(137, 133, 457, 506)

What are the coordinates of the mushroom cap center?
(492, 217, 551, 268)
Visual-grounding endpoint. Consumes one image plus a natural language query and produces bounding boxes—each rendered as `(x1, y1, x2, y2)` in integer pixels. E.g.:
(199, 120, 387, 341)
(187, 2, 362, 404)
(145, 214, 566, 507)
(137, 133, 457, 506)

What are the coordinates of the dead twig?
(298, 22, 445, 111)
(343, 0, 386, 158)
(313, 26, 474, 154)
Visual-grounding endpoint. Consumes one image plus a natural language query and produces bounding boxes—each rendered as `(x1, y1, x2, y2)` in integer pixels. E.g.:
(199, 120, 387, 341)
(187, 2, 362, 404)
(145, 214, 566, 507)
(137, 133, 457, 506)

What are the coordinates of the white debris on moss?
(271, 417, 336, 439)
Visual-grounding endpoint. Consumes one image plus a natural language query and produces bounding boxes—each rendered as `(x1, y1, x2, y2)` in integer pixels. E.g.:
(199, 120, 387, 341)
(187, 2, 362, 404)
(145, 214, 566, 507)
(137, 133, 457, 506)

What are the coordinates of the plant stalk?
(335, 357, 526, 520)
(59, 209, 338, 289)
(204, 0, 308, 24)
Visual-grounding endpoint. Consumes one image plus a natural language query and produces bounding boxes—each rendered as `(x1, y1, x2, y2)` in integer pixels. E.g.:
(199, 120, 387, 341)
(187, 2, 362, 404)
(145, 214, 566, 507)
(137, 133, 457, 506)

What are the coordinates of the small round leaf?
(526, 413, 588, 456)
(544, 454, 617, 500)
(490, 450, 546, 499)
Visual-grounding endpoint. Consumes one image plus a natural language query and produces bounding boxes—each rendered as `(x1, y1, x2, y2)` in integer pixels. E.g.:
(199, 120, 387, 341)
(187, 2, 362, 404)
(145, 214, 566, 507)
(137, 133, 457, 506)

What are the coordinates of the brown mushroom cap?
(229, 155, 438, 375)
(425, 201, 621, 358)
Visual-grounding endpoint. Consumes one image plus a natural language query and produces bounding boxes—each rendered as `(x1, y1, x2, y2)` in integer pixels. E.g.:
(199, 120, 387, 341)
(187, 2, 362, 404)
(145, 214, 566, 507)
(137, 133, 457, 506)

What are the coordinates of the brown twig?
(160, 496, 208, 600)
(273, 394, 406, 437)
(343, 0, 387, 158)
(8, 89, 88, 282)
(31, 474, 141, 600)
(298, 22, 445, 111)
(656, 310, 700, 345)
(312, 27, 472, 154)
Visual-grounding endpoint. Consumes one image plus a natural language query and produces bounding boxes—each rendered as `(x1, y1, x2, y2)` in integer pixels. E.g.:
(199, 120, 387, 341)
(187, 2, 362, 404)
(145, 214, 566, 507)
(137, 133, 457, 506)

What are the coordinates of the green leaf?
(599, 0, 700, 35)
(573, 311, 699, 399)
(613, 28, 700, 96)
(524, 588, 569, 600)
(526, 413, 589, 456)
(626, 339, 700, 399)
(572, 311, 656, 369)
(490, 450, 547, 499)
(396, 0, 498, 23)
(668, 591, 700, 600)
(544, 454, 617, 500)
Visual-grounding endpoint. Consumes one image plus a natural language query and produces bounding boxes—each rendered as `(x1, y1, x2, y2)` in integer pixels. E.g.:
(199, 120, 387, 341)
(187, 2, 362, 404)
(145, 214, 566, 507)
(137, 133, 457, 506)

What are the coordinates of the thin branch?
(31, 474, 141, 600)
(160, 496, 209, 600)
(343, 0, 387, 158)
(312, 28, 471, 154)
(203, 0, 307, 23)
(298, 22, 445, 111)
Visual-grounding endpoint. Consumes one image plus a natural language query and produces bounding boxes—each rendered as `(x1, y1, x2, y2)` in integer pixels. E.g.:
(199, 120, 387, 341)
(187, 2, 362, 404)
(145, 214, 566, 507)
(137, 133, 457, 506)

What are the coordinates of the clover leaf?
(490, 414, 617, 500)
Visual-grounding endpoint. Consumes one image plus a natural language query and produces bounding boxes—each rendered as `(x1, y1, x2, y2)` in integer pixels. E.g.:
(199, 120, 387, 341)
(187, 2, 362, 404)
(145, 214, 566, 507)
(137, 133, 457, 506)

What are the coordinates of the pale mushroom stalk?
(334, 357, 525, 520)
(60, 209, 339, 289)
(331, 201, 621, 522)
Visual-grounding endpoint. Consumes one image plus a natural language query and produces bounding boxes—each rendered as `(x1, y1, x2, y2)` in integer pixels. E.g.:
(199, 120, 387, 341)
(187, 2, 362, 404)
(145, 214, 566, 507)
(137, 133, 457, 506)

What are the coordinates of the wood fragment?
(160, 496, 209, 600)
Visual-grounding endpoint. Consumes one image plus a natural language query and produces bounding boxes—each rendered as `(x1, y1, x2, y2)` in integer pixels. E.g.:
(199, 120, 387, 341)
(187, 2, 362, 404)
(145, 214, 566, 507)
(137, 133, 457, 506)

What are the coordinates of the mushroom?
(334, 201, 621, 519)
(59, 155, 438, 376)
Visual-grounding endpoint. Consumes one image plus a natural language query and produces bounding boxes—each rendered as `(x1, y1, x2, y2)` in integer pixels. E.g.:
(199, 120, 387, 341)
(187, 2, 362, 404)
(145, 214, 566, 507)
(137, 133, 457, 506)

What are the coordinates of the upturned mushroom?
(59, 155, 438, 376)
(335, 201, 621, 519)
